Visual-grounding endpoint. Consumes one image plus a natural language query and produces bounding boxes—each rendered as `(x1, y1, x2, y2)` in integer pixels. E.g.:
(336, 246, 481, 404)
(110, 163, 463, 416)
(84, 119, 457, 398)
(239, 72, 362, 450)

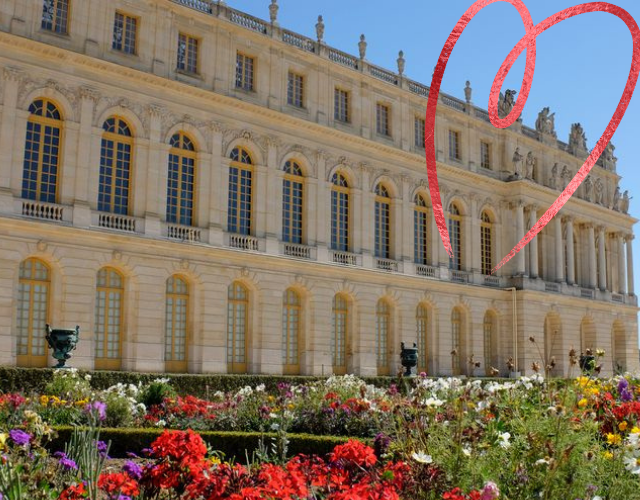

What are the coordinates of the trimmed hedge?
(48, 426, 362, 460)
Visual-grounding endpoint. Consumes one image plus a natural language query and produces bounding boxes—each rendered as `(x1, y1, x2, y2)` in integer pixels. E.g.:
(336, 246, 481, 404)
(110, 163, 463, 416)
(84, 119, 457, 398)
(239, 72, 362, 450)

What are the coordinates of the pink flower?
(481, 481, 500, 500)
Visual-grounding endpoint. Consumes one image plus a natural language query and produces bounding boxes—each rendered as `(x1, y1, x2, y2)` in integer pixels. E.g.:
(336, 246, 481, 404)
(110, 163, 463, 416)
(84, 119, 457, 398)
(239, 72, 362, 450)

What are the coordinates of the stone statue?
(499, 89, 517, 118)
(549, 163, 558, 189)
(464, 81, 472, 103)
(561, 165, 571, 189)
(397, 50, 405, 76)
(602, 141, 617, 171)
(358, 34, 367, 60)
(315, 15, 324, 43)
(621, 190, 631, 214)
(595, 178, 604, 205)
(535, 107, 556, 136)
(512, 147, 523, 177)
(613, 186, 621, 211)
(584, 175, 593, 202)
(569, 123, 588, 152)
(525, 151, 536, 179)
(269, 0, 278, 24)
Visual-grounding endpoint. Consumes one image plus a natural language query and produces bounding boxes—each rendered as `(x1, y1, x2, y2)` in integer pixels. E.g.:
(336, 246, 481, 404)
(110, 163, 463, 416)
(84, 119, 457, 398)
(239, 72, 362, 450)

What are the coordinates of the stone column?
(305, 178, 318, 246)
(255, 164, 268, 238)
(565, 217, 575, 285)
(400, 176, 413, 265)
(0, 68, 22, 198)
(587, 224, 597, 288)
(598, 226, 607, 291)
(617, 234, 626, 294)
(514, 201, 525, 275)
(627, 235, 635, 295)
(555, 216, 564, 283)
(144, 105, 164, 237)
(528, 206, 539, 278)
(208, 122, 225, 246)
(264, 138, 280, 254)
(74, 87, 99, 204)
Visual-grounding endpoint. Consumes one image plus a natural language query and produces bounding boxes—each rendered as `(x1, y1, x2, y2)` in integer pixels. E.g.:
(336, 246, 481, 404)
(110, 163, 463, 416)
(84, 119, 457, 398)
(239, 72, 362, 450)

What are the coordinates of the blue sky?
(230, 0, 639, 302)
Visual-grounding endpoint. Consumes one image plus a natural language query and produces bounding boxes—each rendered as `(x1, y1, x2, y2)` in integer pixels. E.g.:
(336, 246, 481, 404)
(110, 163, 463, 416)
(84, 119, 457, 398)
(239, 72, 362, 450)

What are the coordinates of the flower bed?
(3, 369, 640, 498)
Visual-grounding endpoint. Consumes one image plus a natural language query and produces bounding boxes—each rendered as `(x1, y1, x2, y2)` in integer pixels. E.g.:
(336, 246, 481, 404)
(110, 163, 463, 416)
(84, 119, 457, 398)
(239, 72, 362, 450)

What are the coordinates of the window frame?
(282, 289, 302, 375)
(286, 71, 305, 108)
(376, 102, 391, 137)
(236, 52, 256, 92)
(94, 267, 124, 371)
(415, 116, 426, 149)
(480, 211, 493, 275)
(480, 141, 491, 169)
(414, 194, 430, 265)
(98, 116, 134, 216)
(376, 299, 391, 375)
(282, 160, 305, 245)
(448, 203, 463, 271)
(112, 10, 139, 56)
(41, 0, 70, 35)
(334, 87, 350, 123)
(227, 147, 254, 235)
(166, 132, 197, 227)
(449, 129, 461, 162)
(165, 276, 190, 373)
(227, 282, 249, 374)
(331, 294, 349, 375)
(330, 172, 350, 252)
(374, 183, 391, 259)
(177, 32, 200, 75)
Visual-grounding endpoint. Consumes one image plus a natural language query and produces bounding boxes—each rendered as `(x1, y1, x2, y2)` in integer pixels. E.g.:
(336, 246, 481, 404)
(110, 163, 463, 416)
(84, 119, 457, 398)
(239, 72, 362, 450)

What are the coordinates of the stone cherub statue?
(525, 151, 536, 179)
(569, 123, 588, 152)
(535, 107, 556, 137)
(499, 89, 517, 118)
(512, 147, 523, 177)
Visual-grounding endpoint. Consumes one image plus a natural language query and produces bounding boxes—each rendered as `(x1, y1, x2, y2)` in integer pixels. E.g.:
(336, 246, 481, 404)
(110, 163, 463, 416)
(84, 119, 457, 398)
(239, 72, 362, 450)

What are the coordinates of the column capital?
(78, 85, 100, 102)
(596, 225, 606, 234)
(510, 199, 525, 210)
(3, 66, 24, 83)
(528, 204, 539, 212)
(207, 120, 226, 134)
(582, 222, 595, 230)
(562, 215, 574, 224)
(626, 234, 636, 243)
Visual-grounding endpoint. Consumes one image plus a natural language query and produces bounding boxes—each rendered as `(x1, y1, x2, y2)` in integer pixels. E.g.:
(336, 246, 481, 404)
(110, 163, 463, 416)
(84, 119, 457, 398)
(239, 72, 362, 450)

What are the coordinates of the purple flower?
(9, 429, 31, 447)
(618, 378, 629, 393)
(481, 481, 500, 500)
(387, 384, 399, 396)
(85, 401, 107, 421)
(621, 388, 634, 402)
(373, 433, 391, 459)
(122, 460, 142, 480)
(54, 451, 78, 470)
(117, 496, 131, 500)
(94, 440, 110, 459)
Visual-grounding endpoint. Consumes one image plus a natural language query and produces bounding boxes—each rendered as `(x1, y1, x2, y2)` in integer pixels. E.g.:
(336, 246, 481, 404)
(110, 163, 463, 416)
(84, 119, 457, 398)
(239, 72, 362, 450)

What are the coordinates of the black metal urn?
(45, 324, 79, 369)
(400, 342, 418, 377)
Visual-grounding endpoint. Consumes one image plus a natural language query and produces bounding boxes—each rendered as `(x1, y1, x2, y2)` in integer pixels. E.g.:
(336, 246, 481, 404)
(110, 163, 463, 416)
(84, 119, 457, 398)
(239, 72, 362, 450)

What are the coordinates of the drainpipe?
(504, 287, 518, 374)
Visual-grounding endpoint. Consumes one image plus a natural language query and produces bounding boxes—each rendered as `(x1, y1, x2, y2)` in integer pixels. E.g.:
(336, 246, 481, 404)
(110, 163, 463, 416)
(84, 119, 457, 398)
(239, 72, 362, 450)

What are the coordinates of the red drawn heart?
(425, 0, 640, 274)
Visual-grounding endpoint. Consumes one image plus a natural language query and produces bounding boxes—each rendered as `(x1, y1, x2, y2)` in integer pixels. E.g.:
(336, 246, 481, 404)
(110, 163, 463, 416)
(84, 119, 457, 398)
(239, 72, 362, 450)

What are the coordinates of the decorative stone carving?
(3, 66, 24, 83)
(561, 166, 571, 189)
(315, 15, 324, 43)
(397, 51, 405, 76)
(498, 89, 516, 118)
(535, 107, 556, 137)
(525, 151, 536, 180)
(601, 141, 617, 171)
(78, 86, 100, 102)
(180, 259, 190, 270)
(511, 147, 523, 177)
(269, 0, 278, 25)
(358, 34, 367, 60)
(584, 175, 593, 202)
(595, 178, 604, 205)
(37, 240, 47, 252)
(549, 163, 559, 190)
(569, 123, 588, 153)
(464, 81, 472, 103)
(112, 250, 122, 261)
(621, 190, 631, 214)
(613, 186, 621, 211)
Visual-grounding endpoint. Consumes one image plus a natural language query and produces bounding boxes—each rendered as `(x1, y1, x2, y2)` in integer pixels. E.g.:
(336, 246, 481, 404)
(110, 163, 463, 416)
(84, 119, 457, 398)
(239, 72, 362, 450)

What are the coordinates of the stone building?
(0, 0, 636, 376)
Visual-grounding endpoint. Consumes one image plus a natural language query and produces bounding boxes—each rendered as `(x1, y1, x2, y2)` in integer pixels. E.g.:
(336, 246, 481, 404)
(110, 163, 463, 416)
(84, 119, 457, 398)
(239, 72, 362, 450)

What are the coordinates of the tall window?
(16, 259, 50, 368)
(282, 161, 304, 244)
(41, 0, 69, 34)
(480, 141, 491, 169)
(376, 103, 390, 136)
(287, 72, 304, 108)
(22, 98, 62, 203)
(334, 88, 350, 123)
(166, 132, 196, 226)
(177, 33, 199, 74)
(448, 203, 462, 271)
(228, 147, 253, 235)
(414, 194, 430, 265)
(95, 268, 124, 370)
(483, 311, 497, 376)
(236, 53, 255, 91)
(451, 308, 462, 375)
(332, 294, 349, 374)
(449, 130, 460, 161)
(165, 276, 189, 373)
(112, 12, 138, 55)
(415, 117, 425, 149)
(376, 300, 391, 375)
(331, 173, 350, 251)
(374, 184, 391, 259)
(98, 117, 133, 215)
(480, 211, 493, 275)
(416, 304, 429, 373)
(282, 289, 301, 374)
(227, 282, 249, 373)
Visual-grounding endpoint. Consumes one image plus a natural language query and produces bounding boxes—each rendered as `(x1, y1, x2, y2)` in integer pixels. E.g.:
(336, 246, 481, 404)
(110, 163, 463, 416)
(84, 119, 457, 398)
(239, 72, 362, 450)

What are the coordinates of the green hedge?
(47, 426, 362, 460)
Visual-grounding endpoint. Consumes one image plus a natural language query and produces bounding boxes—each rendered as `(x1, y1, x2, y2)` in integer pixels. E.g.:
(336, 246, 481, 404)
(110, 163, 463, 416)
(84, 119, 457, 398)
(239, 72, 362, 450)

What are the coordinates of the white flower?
(462, 446, 471, 457)
(535, 458, 550, 466)
(497, 432, 511, 449)
(411, 452, 432, 464)
(155, 419, 166, 427)
(84, 374, 92, 381)
(423, 397, 444, 407)
(255, 384, 265, 392)
(624, 455, 640, 474)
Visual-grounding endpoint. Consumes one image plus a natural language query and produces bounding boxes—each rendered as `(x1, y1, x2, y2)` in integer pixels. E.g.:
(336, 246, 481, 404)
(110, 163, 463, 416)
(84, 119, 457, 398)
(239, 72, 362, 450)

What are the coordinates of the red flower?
(58, 483, 87, 500)
(98, 472, 139, 498)
(330, 440, 377, 468)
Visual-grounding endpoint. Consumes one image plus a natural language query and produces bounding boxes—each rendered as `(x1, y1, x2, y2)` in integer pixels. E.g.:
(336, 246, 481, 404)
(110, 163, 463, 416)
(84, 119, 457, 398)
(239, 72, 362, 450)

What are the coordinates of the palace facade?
(0, 0, 637, 376)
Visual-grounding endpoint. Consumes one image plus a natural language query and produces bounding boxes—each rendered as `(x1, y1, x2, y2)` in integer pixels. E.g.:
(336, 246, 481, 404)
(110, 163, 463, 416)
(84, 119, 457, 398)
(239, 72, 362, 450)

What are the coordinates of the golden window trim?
(114, 11, 140, 56)
(167, 132, 198, 227)
(227, 282, 249, 374)
(228, 147, 255, 235)
(94, 267, 124, 370)
(165, 275, 190, 373)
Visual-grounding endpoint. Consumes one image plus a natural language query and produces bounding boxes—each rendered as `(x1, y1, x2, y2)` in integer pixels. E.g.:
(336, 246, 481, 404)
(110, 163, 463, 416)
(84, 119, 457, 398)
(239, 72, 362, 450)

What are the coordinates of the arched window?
(99, 117, 133, 215)
(332, 294, 349, 374)
(282, 161, 304, 244)
(448, 203, 462, 271)
(167, 133, 197, 226)
(376, 299, 391, 375)
(22, 99, 63, 203)
(95, 268, 124, 370)
(282, 289, 301, 374)
(414, 194, 430, 265)
(227, 282, 249, 373)
(416, 304, 429, 373)
(480, 211, 493, 275)
(331, 173, 350, 251)
(165, 276, 189, 373)
(483, 311, 498, 376)
(374, 184, 391, 259)
(228, 147, 253, 235)
(16, 258, 51, 367)
(451, 307, 462, 375)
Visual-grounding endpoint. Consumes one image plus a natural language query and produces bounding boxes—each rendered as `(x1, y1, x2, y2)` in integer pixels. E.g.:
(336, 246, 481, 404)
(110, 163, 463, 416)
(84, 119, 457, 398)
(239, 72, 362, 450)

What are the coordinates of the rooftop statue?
(535, 107, 556, 137)
(498, 89, 517, 119)
(512, 147, 523, 177)
(569, 123, 588, 152)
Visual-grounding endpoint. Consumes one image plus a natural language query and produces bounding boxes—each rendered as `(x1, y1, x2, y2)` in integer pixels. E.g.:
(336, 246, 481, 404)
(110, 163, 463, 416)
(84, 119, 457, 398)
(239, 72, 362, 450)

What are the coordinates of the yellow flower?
(604, 451, 614, 460)
(577, 398, 588, 408)
(75, 399, 88, 407)
(606, 433, 622, 446)
(0, 433, 7, 450)
(210, 456, 221, 465)
(631, 427, 640, 434)
(287, 403, 295, 410)
(268, 396, 275, 402)
(40, 395, 49, 406)
(619, 421, 628, 432)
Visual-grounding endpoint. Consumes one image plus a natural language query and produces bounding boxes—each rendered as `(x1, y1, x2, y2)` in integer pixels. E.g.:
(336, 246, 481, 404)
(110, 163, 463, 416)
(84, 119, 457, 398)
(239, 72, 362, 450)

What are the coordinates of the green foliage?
(138, 380, 176, 408)
(42, 369, 91, 400)
(63, 427, 110, 500)
(103, 391, 134, 428)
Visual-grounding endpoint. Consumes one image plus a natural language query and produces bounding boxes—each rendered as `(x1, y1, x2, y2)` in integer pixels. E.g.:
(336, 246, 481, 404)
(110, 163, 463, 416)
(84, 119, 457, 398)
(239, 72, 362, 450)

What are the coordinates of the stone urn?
(400, 342, 418, 377)
(45, 324, 79, 369)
